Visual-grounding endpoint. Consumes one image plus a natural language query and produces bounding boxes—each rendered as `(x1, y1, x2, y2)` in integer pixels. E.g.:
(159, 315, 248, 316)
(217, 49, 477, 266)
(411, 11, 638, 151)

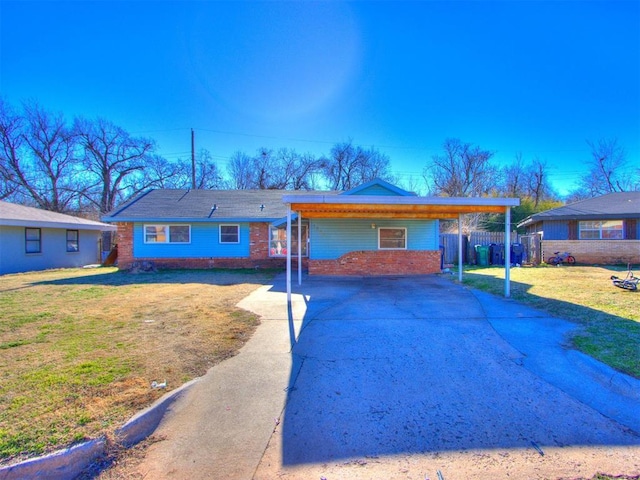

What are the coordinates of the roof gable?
(341, 178, 416, 197)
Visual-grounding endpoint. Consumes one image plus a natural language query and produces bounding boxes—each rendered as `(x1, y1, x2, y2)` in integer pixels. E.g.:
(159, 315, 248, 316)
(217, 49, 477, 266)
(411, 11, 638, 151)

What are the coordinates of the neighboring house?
(0, 201, 117, 275)
(103, 179, 519, 276)
(518, 192, 640, 264)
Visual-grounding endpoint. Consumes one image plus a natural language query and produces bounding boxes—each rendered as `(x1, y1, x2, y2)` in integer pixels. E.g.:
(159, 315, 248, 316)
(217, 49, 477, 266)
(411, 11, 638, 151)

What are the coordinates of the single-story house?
(103, 179, 520, 281)
(517, 191, 640, 264)
(0, 201, 117, 275)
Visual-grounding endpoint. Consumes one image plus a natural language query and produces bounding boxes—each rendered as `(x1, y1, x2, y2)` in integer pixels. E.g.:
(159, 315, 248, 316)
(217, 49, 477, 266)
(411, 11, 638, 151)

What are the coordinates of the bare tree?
(226, 148, 321, 190)
(270, 148, 321, 190)
(74, 117, 155, 213)
(396, 175, 425, 196)
(132, 154, 183, 190)
(0, 100, 81, 211)
(320, 140, 393, 191)
(253, 148, 275, 189)
(527, 158, 550, 208)
(501, 152, 527, 197)
(189, 149, 225, 189)
(0, 99, 22, 200)
(227, 151, 254, 189)
(580, 138, 633, 196)
(424, 138, 495, 197)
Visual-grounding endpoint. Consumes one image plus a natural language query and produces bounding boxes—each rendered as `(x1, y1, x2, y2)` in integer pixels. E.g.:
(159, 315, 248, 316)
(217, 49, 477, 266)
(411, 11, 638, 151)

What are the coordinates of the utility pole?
(191, 128, 196, 189)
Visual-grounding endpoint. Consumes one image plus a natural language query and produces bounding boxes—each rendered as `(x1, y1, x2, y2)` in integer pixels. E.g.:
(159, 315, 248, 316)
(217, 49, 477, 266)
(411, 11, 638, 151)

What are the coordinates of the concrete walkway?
(129, 274, 640, 480)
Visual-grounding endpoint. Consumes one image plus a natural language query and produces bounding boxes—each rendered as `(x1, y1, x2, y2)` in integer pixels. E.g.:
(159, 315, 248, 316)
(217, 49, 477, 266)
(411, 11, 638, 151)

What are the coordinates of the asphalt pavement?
(122, 273, 640, 480)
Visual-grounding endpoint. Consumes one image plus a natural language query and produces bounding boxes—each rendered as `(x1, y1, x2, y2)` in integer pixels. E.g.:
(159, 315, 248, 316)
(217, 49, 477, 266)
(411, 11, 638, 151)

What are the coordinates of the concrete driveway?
(129, 274, 640, 480)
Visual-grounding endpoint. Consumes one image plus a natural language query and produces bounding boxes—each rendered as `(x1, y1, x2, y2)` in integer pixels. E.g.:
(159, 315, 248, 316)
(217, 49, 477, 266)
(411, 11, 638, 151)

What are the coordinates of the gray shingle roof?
(102, 189, 338, 222)
(518, 191, 640, 227)
(0, 201, 116, 230)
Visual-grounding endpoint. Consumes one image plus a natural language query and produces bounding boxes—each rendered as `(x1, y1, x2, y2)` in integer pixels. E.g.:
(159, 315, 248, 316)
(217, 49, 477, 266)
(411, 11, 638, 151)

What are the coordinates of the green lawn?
(0, 267, 274, 464)
(454, 265, 640, 378)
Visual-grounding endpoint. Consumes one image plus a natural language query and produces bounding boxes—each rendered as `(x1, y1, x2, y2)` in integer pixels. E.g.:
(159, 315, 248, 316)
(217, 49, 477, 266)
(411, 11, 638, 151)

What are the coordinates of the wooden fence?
(439, 231, 539, 265)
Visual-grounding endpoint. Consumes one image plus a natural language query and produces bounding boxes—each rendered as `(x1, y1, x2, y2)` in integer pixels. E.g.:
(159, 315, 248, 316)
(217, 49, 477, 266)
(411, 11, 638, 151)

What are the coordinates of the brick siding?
(543, 240, 640, 265)
(115, 222, 134, 268)
(115, 221, 305, 270)
(309, 250, 442, 276)
(249, 222, 270, 259)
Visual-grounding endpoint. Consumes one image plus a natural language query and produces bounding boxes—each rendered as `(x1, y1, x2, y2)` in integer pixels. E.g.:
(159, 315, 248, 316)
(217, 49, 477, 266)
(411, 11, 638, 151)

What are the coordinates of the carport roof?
(282, 194, 520, 219)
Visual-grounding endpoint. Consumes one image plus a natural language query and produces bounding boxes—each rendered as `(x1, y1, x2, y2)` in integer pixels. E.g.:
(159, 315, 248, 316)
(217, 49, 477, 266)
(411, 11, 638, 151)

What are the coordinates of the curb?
(0, 378, 199, 480)
(567, 349, 640, 400)
(0, 438, 106, 480)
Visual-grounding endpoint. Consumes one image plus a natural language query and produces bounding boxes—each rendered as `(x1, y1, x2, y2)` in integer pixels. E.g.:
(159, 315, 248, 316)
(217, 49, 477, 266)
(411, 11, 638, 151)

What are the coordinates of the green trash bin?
(475, 244, 489, 266)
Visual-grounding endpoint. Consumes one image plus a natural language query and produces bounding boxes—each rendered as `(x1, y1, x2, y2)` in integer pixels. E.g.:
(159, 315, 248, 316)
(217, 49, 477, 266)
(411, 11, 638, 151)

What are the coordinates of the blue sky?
(1, 1, 638, 196)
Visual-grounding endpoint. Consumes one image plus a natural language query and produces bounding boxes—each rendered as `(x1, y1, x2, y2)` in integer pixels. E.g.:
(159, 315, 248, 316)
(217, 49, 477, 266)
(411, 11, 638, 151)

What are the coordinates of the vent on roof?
(208, 204, 217, 218)
(260, 204, 265, 211)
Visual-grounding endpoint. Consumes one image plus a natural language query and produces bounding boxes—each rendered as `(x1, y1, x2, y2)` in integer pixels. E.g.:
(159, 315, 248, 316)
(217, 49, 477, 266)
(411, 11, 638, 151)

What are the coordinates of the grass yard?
(456, 265, 640, 378)
(0, 267, 276, 465)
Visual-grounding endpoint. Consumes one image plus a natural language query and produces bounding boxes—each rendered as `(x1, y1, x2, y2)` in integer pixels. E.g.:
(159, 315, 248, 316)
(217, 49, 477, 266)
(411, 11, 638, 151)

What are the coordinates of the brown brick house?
(518, 192, 640, 264)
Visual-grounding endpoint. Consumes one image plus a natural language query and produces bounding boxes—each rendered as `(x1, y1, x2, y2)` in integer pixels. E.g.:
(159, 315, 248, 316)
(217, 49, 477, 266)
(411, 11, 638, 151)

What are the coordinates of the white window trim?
(378, 227, 407, 250)
(219, 224, 240, 244)
(578, 220, 624, 240)
(143, 224, 191, 244)
(66, 229, 80, 253)
(25, 227, 42, 254)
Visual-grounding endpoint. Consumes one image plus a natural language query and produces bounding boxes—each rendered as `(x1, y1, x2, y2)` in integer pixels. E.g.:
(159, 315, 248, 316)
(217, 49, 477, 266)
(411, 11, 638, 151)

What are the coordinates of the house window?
(379, 227, 407, 250)
(66, 230, 79, 252)
(270, 223, 308, 257)
(220, 225, 240, 244)
(144, 225, 191, 243)
(25, 228, 41, 253)
(579, 220, 624, 240)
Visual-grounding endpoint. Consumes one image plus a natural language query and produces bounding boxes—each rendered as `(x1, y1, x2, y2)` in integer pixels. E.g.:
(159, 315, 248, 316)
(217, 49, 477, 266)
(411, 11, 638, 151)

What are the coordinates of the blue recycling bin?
(511, 243, 524, 265)
(489, 243, 504, 265)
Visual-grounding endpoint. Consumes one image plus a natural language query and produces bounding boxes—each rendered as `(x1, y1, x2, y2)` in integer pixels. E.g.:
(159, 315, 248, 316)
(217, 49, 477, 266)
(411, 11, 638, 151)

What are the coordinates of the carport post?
(286, 205, 297, 348)
(286, 205, 292, 303)
(505, 206, 511, 298)
(297, 211, 302, 285)
(458, 213, 463, 283)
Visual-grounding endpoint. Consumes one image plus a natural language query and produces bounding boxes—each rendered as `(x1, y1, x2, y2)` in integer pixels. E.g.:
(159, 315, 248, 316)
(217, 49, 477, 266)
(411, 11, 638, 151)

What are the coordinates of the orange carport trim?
(289, 202, 508, 219)
(284, 193, 520, 218)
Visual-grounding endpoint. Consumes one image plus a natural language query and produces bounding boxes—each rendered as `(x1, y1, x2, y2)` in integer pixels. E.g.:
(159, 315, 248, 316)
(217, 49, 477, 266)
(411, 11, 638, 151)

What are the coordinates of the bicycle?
(611, 265, 638, 291)
(547, 251, 576, 266)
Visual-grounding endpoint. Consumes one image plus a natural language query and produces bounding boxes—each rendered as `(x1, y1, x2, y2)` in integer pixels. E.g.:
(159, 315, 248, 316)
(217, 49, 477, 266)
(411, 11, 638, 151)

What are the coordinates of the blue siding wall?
(542, 221, 569, 240)
(0, 226, 102, 274)
(310, 219, 439, 260)
(134, 223, 250, 258)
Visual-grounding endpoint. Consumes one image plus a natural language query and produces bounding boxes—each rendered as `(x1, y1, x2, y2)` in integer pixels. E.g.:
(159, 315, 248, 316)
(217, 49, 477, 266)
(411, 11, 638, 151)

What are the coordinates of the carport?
(282, 193, 520, 304)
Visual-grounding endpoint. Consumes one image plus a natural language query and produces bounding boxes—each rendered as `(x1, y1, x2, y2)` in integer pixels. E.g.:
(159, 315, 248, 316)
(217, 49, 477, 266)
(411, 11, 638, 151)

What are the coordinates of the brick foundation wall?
(309, 250, 442, 276)
(543, 240, 640, 264)
(124, 257, 290, 270)
(114, 221, 307, 271)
